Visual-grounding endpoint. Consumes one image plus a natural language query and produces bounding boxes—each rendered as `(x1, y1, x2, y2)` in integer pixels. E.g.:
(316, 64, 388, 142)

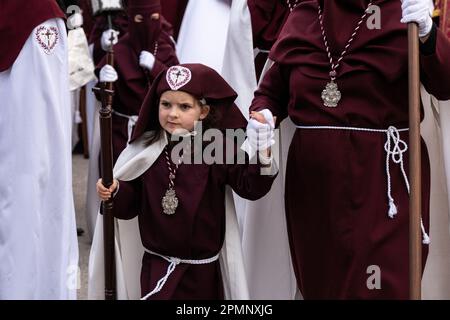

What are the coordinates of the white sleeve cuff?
(112, 180, 120, 198)
(258, 150, 278, 176)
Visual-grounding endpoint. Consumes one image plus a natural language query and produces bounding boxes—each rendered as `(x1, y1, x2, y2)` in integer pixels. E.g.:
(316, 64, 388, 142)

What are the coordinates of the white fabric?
(258, 109, 276, 128)
(177, 0, 232, 73)
(88, 132, 250, 299)
(85, 87, 102, 240)
(84, 44, 101, 240)
(220, 0, 298, 299)
(139, 50, 155, 71)
(401, 0, 433, 37)
(242, 109, 275, 157)
(68, 27, 95, 91)
(86, 44, 98, 146)
(67, 12, 83, 29)
(112, 110, 138, 144)
(0, 18, 79, 299)
(71, 88, 81, 150)
(221, 0, 256, 119)
(420, 87, 450, 299)
(101, 29, 120, 52)
(258, 150, 273, 166)
(99, 64, 118, 82)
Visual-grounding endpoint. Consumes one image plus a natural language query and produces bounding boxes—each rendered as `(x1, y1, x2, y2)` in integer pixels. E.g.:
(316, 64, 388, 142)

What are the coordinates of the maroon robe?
(251, 0, 450, 299)
(161, 0, 188, 40)
(248, 0, 289, 51)
(248, 0, 290, 80)
(112, 142, 276, 299)
(79, 0, 95, 37)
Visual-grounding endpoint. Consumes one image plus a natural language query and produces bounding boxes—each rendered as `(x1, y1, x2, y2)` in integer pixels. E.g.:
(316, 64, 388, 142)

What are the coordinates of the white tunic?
(177, 0, 232, 73)
(0, 18, 79, 299)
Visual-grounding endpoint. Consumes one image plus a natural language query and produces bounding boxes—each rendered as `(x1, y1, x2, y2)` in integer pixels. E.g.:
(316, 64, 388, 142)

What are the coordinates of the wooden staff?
(93, 31, 116, 300)
(408, 22, 422, 300)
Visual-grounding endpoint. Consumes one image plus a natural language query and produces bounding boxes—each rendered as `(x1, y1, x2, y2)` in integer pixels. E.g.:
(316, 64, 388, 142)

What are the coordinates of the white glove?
(99, 65, 118, 82)
(257, 109, 275, 129)
(139, 51, 156, 71)
(101, 29, 120, 51)
(67, 12, 83, 29)
(246, 109, 275, 152)
(401, 0, 433, 38)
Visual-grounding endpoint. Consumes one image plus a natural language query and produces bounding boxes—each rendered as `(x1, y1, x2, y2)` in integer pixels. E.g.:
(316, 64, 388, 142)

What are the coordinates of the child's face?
(159, 90, 210, 134)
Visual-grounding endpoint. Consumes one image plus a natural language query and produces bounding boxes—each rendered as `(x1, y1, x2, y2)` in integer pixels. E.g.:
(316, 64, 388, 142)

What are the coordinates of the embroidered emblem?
(166, 66, 192, 90)
(35, 26, 59, 54)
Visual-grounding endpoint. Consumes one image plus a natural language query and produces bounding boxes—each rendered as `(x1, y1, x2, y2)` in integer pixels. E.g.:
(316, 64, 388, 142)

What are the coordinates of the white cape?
(177, 0, 232, 73)
(0, 18, 79, 299)
(88, 133, 249, 299)
(420, 88, 450, 299)
(84, 43, 101, 241)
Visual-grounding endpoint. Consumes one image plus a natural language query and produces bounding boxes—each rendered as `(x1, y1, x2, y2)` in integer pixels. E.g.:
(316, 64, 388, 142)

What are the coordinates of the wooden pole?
(93, 30, 116, 300)
(407, 22, 422, 300)
(102, 48, 116, 301)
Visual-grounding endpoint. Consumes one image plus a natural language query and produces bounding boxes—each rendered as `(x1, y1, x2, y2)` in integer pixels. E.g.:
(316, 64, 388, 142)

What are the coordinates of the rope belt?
(112, 109, 138, 144)
(295, 125, 430, 245)
(140, 248, 220, 300)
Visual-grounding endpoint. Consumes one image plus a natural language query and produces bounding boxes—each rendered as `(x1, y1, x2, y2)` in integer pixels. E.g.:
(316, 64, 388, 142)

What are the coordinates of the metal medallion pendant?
(321, 80, 341, 108)
(162, 188, 178, 215)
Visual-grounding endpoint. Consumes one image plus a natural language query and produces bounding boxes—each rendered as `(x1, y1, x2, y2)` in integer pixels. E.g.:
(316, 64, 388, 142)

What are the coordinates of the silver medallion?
(321, 81, 341, 108)
(162, 188, 178, 215)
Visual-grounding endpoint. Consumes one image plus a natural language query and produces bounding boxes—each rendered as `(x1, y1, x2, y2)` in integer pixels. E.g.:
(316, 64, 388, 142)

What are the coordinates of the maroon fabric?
(131, 64, 247, 142)
(113, 144, 276, 299)
(0, 0, 64, 72)
(79, 0, 95, 36)
(247, 0, 290, 51)
(247, 0, 290, 81)
(161, 0, 188, 40)
(128, 0, 162, 54)
(128, 0, 161, 13)
(251, 0, 450, 299)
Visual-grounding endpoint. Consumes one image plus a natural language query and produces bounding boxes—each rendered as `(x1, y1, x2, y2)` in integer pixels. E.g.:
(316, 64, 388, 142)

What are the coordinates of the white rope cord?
(112, 109, 138, 144)
(296, 125, 430, 244)
(140, 249, 220, 300)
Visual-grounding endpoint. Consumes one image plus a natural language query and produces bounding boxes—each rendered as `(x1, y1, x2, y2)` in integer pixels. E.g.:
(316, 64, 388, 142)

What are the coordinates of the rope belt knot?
(112, 109, 138, 144)
(296, 124, 430, 244)
(140, 248, 220, 300)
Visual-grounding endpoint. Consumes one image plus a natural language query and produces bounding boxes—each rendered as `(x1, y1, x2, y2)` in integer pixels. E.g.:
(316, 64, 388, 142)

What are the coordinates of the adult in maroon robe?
(95, 0, 179, 163)
(110, 64, 277, 299)
(251, 0, 450, 299)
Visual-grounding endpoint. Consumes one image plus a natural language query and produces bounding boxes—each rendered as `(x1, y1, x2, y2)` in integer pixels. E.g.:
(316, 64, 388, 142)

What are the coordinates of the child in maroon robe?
(96, 64, 278, 299)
